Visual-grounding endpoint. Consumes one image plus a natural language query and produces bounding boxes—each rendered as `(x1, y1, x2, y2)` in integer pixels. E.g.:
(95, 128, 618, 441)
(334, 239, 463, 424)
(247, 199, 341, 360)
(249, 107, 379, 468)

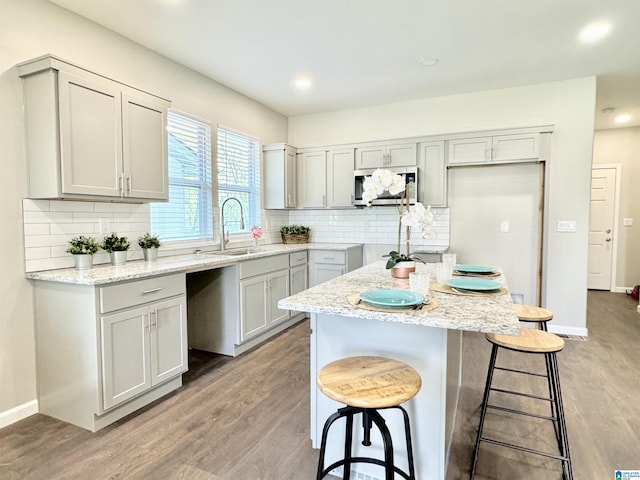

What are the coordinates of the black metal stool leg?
(368, 409, 395, 480)
(549, 353, 573, 480)
(470, 343, 499, 479)
(343, 411, 354, 480)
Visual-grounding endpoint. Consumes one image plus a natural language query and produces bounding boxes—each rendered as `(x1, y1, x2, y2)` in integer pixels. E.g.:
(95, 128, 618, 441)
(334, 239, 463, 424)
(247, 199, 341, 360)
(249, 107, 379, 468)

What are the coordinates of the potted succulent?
(66, 235, 100, 270)
(101, 233, 131, 266)
(138, 233, 161, 261)
(280, 225, 311, 244)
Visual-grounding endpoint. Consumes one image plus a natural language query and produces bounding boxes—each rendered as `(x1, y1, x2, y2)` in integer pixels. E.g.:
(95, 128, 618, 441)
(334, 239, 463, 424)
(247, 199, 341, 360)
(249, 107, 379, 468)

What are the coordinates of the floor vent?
(329, 467, 383, 480)
(557, 334, 588, 341)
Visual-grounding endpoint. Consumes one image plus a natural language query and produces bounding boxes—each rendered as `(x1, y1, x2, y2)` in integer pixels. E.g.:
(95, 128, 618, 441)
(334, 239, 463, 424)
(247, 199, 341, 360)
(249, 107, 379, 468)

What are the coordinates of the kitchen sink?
(205, 248, 253, 256)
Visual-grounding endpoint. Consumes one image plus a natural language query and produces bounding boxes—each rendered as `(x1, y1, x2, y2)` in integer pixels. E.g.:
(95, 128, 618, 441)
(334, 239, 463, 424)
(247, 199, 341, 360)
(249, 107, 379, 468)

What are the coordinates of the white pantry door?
(448, 163, 542, 305)
(587, 167, 617, 290)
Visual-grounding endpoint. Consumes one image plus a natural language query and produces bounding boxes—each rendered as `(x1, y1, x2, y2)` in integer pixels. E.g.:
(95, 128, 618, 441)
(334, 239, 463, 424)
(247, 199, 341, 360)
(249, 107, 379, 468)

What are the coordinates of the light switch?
(624, 218, 633, 227)
(500, 220, 510, 233)
(557, 220, 576, 232)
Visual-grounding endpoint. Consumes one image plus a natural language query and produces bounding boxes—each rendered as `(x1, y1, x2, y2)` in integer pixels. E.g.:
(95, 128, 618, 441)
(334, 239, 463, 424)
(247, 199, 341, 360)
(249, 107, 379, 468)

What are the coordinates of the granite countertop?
(25, 243, 363, 286)
(278, 261, 520, 335)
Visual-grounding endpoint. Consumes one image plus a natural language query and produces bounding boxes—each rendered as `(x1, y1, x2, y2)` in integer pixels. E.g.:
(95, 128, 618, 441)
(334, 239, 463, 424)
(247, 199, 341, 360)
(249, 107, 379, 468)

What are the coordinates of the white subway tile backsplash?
(94, 203, 133, 213)
(49, 201, 95, 212)
(25, 247, 52, 260)
(22, 199, 50, 212)
(23, 224, 50, 236)
(50, 223, 96, 235)
(23, 211, 73, 224)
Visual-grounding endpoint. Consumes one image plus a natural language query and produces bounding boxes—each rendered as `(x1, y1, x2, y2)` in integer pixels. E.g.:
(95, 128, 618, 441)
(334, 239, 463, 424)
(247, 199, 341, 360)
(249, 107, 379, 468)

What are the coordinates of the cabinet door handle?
(322, 195, 326, 207)
(150, 309, 157, 330)
(118, 175, 124, 197)
(142, 287, 163, 295)
(126, 175, 131, 195)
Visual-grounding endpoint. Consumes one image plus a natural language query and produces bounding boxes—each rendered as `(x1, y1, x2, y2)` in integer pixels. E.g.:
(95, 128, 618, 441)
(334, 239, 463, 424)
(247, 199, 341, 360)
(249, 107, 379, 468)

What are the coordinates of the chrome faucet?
(220, 197, 245, 252)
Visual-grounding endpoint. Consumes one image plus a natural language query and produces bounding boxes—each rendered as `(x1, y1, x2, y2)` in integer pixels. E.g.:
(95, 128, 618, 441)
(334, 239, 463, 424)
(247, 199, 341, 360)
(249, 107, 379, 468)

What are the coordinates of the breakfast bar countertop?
(279, 261, 520, 335)
(24, 243, 363, 286)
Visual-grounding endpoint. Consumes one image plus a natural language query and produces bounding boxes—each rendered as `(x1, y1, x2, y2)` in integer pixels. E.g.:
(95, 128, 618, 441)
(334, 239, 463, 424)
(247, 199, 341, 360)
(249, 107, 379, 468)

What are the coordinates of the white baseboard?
(0, 399, 38, 429)
(548, 325, 588, 337)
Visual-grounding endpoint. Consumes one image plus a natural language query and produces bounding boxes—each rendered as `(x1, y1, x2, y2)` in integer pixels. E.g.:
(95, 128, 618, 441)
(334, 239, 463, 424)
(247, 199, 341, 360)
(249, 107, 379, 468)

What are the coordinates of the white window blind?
(151, 110, 213, 242)
(217, 126, 261, 234)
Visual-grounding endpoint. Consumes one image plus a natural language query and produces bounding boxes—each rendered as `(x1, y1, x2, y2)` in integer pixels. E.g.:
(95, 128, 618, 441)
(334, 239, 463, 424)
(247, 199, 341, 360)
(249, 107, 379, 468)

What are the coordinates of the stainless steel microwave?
(353, 167, 418, 206)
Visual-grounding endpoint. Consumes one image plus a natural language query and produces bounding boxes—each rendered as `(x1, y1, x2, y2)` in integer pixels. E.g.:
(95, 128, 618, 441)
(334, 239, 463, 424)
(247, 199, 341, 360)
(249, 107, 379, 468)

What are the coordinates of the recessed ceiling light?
(579, 22, 610, 43)
(293, 77, 312, 90)
(615, 114, 631, 124)
(418, 58, 439, 67)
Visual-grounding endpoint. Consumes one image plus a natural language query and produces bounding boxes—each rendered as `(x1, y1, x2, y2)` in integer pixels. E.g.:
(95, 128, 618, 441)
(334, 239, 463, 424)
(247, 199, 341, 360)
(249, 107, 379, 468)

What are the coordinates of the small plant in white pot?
(138, 233, 161, 261)
(66, 235, 100, 270)
(101, 233, 131, 266)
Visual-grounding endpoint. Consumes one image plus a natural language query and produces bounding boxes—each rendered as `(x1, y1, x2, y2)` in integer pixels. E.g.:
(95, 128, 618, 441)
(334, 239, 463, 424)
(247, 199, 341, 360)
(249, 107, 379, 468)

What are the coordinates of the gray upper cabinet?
(355, 142, 417, 169)
(447, 133, 540, 166)
(418, 140, 447, 207)
(263, 143, 297, 209)
(297, 149, 327, 208)
(18, 55, 170, 201)
(326, 148, 355, 207)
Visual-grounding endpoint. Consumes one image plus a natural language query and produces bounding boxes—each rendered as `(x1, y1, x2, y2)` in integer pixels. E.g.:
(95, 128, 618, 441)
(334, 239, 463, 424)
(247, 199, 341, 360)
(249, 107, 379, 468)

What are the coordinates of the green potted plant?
(138, 233, 161, 261)
(280, 225, 311, 244)
(101, 233, 131, 266)
(66, 235, 100, 269)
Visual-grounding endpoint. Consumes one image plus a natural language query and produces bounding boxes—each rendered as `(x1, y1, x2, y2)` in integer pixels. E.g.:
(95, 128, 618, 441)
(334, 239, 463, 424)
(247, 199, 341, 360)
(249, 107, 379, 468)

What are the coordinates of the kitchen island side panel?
(311, 312, 460, 480)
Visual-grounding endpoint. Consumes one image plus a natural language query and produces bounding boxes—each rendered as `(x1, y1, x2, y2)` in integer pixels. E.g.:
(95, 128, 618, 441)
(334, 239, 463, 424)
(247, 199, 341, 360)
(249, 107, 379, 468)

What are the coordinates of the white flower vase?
(72, 254, 93, 270)
(110, 251, 127, 266)
(143, 248, 158, 262)
(390, 261, 416, 279)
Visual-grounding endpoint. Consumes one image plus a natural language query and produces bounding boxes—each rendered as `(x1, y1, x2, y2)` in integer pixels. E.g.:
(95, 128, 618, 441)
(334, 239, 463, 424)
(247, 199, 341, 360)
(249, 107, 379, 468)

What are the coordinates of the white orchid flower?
(388, 174, 406, 196)
(362, 190, 376, 205)
(363, 175, 384, 196)
(371, 169, 394, 189)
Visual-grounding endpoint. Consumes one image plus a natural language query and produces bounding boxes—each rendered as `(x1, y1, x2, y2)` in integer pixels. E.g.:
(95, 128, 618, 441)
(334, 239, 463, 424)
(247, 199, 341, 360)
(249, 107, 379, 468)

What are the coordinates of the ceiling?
(50, 0, 640, 130)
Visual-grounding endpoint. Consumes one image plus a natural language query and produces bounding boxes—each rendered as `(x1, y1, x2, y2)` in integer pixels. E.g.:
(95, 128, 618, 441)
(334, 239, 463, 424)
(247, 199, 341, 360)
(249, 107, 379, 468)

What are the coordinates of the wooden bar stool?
(514, 304, 553, 331)
(316, 356, 421, 480)
(471, 328, 573, 480)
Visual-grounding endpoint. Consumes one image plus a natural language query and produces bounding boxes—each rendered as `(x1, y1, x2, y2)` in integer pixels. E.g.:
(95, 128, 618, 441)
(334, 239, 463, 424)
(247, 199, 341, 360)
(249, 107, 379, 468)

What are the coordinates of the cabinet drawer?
(239, 254, 289, 279)
(289, 251, 308, 267)
(100, 273, 185, 313)
(310, 250, 346, 265)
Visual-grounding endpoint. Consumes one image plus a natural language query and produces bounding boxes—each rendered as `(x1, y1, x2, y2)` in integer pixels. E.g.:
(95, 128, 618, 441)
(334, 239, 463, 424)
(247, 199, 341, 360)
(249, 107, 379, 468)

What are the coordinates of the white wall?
(1, 0, 288, 424)
(289, 78, 597, 336)
(593, 127, 640, 289)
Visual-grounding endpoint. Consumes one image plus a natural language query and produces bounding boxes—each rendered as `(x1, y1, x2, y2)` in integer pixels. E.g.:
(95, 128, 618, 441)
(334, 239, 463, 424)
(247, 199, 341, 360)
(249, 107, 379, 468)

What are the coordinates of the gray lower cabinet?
(309, 247, 363, 287)
(33, 273, 187, 431)
(239, 267, 289, 342)
(187, 252, 306, 357)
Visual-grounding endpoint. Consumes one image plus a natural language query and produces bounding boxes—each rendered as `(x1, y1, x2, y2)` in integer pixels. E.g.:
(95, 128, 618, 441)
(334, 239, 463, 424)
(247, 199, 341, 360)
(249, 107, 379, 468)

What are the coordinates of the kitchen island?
(278, 261, 519, 480)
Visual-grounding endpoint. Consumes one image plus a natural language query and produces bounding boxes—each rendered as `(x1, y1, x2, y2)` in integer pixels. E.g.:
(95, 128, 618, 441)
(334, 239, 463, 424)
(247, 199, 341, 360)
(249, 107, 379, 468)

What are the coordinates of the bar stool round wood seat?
(471, 328, 573, 480)
(316, 356, 421, 480)
(514, 304, 553, 331)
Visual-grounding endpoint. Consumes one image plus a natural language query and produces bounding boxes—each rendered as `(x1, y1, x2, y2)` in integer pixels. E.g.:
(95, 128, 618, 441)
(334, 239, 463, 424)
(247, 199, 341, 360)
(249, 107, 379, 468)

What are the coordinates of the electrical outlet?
(624, 218, 633, 226)
(99, 217, 111, 234)
(500, 220, 510, 233)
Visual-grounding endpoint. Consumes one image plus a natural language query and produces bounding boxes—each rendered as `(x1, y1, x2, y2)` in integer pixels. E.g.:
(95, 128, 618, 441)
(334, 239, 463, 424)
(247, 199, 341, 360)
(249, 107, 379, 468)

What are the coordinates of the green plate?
(446, 278, 501, 291)
(359, 289, 424, 308)
(454, 264, 496, 274)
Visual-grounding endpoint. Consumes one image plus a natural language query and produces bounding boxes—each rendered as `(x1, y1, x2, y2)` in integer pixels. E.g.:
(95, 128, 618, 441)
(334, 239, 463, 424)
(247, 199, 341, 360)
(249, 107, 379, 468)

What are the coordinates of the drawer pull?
(142, 288, 163, 295)
(323, 256, 336, 260)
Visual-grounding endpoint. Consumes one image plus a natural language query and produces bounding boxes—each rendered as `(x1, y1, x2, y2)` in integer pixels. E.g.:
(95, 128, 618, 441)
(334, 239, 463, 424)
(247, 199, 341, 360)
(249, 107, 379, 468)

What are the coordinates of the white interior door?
(448, 163, 542, 305)
(588, 167, 617, 290)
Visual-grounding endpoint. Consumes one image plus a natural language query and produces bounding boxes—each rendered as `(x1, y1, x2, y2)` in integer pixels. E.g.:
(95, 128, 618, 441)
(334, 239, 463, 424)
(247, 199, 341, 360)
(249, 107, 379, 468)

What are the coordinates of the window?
(151, 110, 213, 242)
(217, 126, 261, 235)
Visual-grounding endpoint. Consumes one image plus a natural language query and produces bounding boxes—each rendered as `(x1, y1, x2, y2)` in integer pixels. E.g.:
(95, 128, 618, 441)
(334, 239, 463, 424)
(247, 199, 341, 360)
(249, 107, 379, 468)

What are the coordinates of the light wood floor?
(1, 291, 639, 479)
